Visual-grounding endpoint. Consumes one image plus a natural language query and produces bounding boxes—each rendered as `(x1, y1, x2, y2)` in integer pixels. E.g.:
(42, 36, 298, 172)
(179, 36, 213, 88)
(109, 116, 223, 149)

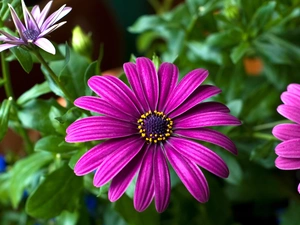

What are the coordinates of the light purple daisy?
(65, 57, 241, 212)
(0, 0, 71, 54)
(272, 83, 300, 194)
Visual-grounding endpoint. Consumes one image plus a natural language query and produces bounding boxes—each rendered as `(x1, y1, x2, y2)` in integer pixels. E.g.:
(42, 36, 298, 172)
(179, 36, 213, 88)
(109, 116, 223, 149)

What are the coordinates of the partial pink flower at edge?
(272, 83, 300, 194)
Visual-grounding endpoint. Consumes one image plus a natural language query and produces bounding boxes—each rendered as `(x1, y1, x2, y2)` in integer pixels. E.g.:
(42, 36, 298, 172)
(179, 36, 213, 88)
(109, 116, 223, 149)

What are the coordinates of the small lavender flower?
(66, 57, 241, 212)
(0, 0, 71, 54)
(272, 83, 300, 194)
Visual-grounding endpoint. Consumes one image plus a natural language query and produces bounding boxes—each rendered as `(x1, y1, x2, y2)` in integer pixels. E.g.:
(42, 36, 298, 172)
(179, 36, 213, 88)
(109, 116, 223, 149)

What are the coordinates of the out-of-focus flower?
(272, 83, 300, 194)
(65, 57, 241, 212)
(0, 0, 71, 54)
(72, 26, 92, 58)
(0, 155, 6, 172)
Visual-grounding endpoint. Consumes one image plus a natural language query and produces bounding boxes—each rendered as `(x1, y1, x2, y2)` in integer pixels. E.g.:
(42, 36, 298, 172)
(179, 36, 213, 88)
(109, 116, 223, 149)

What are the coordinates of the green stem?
(253, 120, 291, 131)
(1, 52, 33, 153)
(252, 132, 278, 141)
(1, 52, 14, 99)
(32, 49, 74, 103)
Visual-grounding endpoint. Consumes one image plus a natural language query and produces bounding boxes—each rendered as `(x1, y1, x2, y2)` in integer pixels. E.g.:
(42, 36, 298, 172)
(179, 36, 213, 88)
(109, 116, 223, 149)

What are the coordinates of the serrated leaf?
(25, 163, 83, 219)
(17, 81, 51, 105)
(230, 42, 249, 64)
(0, 98, 12, 141)
(10, 47, 33, 73)
(35, 135, 77, 153)
(9, 152, 53, 208)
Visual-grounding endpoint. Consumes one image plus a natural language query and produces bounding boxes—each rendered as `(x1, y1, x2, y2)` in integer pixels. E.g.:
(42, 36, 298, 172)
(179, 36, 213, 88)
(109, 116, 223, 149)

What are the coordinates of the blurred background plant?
(0, 0, 300, 224)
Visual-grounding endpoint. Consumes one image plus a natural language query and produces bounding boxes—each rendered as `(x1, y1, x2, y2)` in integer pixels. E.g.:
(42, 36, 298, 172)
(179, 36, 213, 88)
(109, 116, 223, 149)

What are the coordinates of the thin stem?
(253, 120, 291, 131)
(32, 49, 74, 103)
(1, 52, 33, 153)
(252, 132, 278, 141)
(1, 52, 14, 99)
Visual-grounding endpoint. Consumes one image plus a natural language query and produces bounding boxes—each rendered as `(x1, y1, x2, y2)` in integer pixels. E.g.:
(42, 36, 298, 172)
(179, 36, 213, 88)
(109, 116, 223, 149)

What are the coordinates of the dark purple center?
(137, 111, 173, 143)
(23, 29, 39, 41)
(144, 114, 169, 137)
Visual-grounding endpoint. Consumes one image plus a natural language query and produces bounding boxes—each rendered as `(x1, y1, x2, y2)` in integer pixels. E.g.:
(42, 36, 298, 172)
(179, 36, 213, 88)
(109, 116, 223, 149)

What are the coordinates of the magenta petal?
(134, 145, 155, 212)
(65, 116, 136, 142)
(168, 137, 229, 178)
(272, 124, 300, 141)
(275, 139, 300, 158)
(175, 102, 230, 120)
(93, 138, 145, 187)
(176, 128, 237, 155)
(108, 148, 145, 202)
(157, 62, 179, 111)
(74, 137, 136, 175)
(88, 76, 141, 118)
(74, 96, 136, 122)
(298, 183, 300, 194)
(169, 85, 221, 118)
(164, 69, 208, 114)
(136, 57, 159, 110)
(281, 92, 300, 108)
(287, 83, 300, 95)
(153, 145, 171, 212)
(277, 105, 300, 124)
(104, 75, 143, 113)
(164, 143, 209, 202)
(175, 112, 241, 129)
(124, 62, 148, 111)
(275, 157, 300, 170)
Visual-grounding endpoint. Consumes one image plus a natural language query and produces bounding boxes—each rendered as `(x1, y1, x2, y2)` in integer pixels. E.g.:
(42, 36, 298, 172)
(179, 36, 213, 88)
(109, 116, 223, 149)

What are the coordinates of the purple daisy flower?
(65, 57, 241, 212)
(272, 83, 300, 194)
(0, 0, 71, 54)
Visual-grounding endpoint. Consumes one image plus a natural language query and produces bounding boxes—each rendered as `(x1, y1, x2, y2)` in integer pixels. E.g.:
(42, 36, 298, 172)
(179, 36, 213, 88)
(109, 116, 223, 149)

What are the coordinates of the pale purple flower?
(0, 0, 71, 54)
(65, 57, 241, 212)
(272, 83, 300, 194)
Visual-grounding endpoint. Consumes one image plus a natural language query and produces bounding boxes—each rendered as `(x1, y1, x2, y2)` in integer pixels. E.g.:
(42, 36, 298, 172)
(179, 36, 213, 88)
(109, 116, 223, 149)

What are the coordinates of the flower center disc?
(137, 110, 173, 144)
(23, 29, 39, 41)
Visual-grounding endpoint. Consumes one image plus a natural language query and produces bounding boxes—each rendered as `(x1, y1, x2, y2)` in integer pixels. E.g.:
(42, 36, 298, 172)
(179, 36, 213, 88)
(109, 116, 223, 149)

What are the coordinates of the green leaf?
(69, 148, 86, 169)
(9, 152, 53, 208)
(58, 43, 71, 78)
(248, 1, 276, 33)
(114, 195, 160, 225)
(250, 140, 277, 169)
(16, 81, 51, 106)
(187, 41, 224, 65)
(206, 29, 243, 48)
(10, 46, 33, 73)
(18, 99, 65, 134)
(128, 15, 166, 33)
(25, 163, 83, 219)
(42, 45, 90, 99)
(0, 98, 12, 141)
(0, 173, 11, 204)
(34, 135, 77, 153)
(84, 61, 98, 96)
(57, 211, 79, 225)
(230, 42, 250, 64)
(227, 99, 243, 117)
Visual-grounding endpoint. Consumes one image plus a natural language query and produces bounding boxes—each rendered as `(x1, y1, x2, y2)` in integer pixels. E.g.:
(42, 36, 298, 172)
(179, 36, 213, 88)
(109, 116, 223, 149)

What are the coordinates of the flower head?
(0, 0, 71, 54)
(66, 57, 241, 212)
(272, 83, 300, 194)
